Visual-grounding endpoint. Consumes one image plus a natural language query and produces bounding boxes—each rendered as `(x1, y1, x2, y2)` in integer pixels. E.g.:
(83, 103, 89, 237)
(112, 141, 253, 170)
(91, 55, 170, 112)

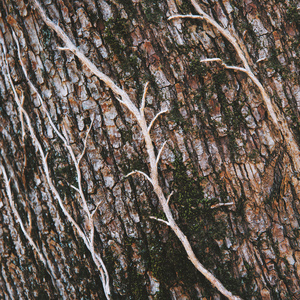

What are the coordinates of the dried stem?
(166, 191, 174, 205)
(4, 27, 111, 299)
(1, 166, 47, 266)
(125, 170, 153, 186)
(140, 81, 149, 116)
(91, 201, 103, 219)
(148, 109, 169, 133)
(30, 1, 243, 299)
(211, 202, 234, 209)
(156, 141, 167, 166)
(169, 0, 300, 175)
(149, 216, 170, 226)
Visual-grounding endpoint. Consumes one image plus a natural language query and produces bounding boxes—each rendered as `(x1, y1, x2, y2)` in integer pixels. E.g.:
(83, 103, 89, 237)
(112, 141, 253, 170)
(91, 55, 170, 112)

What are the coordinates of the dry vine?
(28, 0, 243, 299)
(0, 27, 111, 299)
(169, 0, 300, 175)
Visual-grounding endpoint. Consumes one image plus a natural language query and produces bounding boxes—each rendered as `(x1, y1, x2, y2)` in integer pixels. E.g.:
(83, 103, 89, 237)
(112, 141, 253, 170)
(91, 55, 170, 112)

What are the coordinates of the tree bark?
(0, 0, 300, 299)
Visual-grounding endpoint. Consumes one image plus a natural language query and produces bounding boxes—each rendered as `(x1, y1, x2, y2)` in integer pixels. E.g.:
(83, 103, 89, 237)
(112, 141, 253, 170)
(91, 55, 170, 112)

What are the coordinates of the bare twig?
(140, 82, 149, 115)
(149, 216, 170, 226)
(169, 0, 300, 178)
(166, 191, 174, 205)
(168, 14, 204, 21)
(256, 57, 267, 64)
(77, 115, 95, 165)
(70, 184, 80, 193)
(7, 27, 111, 300)
(30, 1, 243, 299)
(91, 201, 102, 219)
(210, 202, 234, 209)
(125, 170, 154, 186)
(156, 141, 167, 166)
(147, 109, 169, 133)
(1, 166, 47, 266)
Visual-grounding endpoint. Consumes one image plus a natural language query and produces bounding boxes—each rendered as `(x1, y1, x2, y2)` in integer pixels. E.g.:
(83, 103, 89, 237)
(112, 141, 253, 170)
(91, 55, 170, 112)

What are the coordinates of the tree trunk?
(1, 0, 300, 299)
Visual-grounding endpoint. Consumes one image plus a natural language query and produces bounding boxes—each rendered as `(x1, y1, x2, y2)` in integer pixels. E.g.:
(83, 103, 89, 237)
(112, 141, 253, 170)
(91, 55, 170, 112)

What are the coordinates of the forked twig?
(125, 170, 154, 186)
(169, 0, 300, 176)
(6, 26, 111, 299)
(1, 166, 47, 266)
(211, 202, 234, 209)
(149, 216, 170, 226)
(140, 82, 149, 115)
(29, 1, 244, 299)
(147, 109, 169, 133)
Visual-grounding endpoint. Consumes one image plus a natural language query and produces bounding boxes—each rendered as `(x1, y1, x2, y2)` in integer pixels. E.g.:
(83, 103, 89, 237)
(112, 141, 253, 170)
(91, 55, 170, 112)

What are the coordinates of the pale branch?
(62, 123, 70, 145)
(12, 31, 68, 144)
(56, 47, 70, 51)
(189, 0, 251, 69)
(31, 1, 243, 299)
(4, 29, 111, 300)
(200, 57, 249, 76)
(125, 170, 154, 186)
(140, 82, 149, 116)
(156, 141, 167, 166)
(91, 201, 102, 219)
(77, 115, 95, 165)
(166, 191, 174, 205)
(19, 92, 26, 141)
(93, 252, 111, 295)
(210, 202, 234, 209)
(32, 0, 140, 119)
(1, 166, 47, 267)
(168, 9, 278, 126)
(256, 57, 267, 64)
(169, 0, 300, 176)
(168, 14, 204, 21)
(89, 220, 95, 266)
(149, 216, 170, 226)
(13, 28, 91, 217)
(70, 184, 80, 193)
(200, 58, 222, 63)
(147, 109, 169, 133)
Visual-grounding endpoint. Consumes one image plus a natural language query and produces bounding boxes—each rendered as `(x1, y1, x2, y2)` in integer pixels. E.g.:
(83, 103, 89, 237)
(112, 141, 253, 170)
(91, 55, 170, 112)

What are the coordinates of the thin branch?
(70, 184, 80, 193)
(57, 47, 71, 51)
(44, 152, 49, 163)
(32, 0, 140, 119)
(77, 115, 95, 165)
(200, 58, 222, 63)
(200, 57, 248, 74)
(147, 109, 169, 133)
(91, 201, 102, 219)
(149, 216, 170, 226)
(1, 166, 47, 266)
(256, 57, 267, 64)
(11, 30, 68, 144)
(125, 170, 153, 186)
(168, 14, 204, 21)
(140, 82, 149, 115)
(19, 92, 26, 141)
(169, 1, 300, 176)
(167, 191, 174, 205)
(211, 202, 234, 209)
(156, 141, 167, 166)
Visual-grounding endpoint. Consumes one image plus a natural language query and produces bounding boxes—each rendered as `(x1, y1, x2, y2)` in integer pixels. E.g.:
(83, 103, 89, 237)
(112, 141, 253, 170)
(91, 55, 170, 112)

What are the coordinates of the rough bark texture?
(0, 0, 300, 299)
